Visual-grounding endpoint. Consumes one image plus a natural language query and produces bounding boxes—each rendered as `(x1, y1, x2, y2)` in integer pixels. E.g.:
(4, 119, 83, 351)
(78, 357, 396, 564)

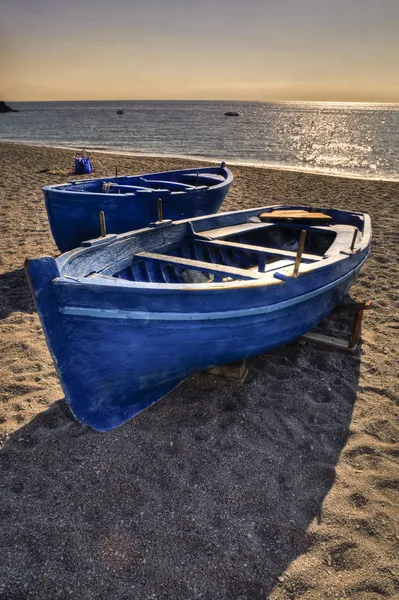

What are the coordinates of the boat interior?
(79, 209, 364, 286)
(62, 171, 226, 195)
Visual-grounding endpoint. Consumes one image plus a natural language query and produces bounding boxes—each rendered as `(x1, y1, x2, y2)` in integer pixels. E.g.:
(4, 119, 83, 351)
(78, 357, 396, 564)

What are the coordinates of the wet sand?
(0, 142, 398, 599)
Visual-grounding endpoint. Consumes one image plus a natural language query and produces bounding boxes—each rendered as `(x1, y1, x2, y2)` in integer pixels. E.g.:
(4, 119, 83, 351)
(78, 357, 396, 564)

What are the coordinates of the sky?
(1, 0, 399, 103)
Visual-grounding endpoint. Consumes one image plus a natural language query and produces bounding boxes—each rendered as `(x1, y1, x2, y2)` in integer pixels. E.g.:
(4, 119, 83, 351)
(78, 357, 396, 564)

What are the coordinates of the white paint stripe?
(60, 260, 364, 322)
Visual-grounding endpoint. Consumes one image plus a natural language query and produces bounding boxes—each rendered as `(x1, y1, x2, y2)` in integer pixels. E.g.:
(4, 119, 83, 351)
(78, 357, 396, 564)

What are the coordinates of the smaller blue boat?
(42, 163, 232, 252)
(26, 205, 371, 432)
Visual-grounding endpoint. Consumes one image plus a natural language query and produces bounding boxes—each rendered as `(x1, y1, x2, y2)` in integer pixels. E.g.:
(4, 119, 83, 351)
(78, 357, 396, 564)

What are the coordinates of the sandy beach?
(0, 141, 398, 599)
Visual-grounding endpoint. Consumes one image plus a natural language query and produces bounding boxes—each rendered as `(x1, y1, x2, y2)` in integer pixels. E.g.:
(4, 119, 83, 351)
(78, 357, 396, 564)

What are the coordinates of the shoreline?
(1, 139, 398, 183)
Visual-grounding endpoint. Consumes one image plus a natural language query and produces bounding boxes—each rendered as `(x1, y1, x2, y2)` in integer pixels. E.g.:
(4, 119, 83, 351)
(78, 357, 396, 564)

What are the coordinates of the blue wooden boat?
(42, 163, 233, 252)
(25, 205, 371, 431)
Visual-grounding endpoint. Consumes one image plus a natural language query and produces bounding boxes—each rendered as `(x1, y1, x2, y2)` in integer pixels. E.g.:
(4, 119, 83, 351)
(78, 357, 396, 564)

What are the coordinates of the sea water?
(1, 100, 398, 179)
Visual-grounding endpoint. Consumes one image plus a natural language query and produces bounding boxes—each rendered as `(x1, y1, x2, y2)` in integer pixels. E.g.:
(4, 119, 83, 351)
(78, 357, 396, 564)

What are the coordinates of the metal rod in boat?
(99, 211, 107, 237)
(157, 198, 163, 222)
(293, 230, 307, 277)
(350, 228, 358, 252)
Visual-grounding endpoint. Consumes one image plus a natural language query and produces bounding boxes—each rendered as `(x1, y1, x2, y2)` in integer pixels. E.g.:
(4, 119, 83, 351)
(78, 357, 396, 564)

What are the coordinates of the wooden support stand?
(206, 360, 248, 383)
(301, 300, 372, 352)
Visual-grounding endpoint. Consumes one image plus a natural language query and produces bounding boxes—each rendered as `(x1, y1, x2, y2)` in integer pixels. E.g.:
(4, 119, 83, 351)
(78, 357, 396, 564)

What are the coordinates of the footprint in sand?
(348, 491, 369, 508)
(374, 255, 389, 264)
(345, 444, 379, 458)
(345, 580, 392, 599)
(279, 576, 310, 599)
(365, 419, 398, 444)
(344, 445, 382, 469)
(357, 512, 396, 540)
(372, 478, 399, 506)
(353, 517, 377, 537)
(374, 478, 399, 492)
(327, 541, 365, 571)
(385, 447, 399, 459)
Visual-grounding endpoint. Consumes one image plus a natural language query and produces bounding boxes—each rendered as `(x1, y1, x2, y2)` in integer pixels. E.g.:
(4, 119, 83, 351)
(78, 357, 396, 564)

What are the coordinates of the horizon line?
(4, 98, 399, 105)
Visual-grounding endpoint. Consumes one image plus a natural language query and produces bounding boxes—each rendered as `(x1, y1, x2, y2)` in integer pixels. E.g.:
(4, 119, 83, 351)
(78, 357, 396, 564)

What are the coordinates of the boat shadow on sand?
(0, 310, 361, 599)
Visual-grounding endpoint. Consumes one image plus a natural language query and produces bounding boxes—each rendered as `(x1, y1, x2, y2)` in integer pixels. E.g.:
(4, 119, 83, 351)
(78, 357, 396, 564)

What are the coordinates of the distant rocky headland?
(0, 101, 19, 113)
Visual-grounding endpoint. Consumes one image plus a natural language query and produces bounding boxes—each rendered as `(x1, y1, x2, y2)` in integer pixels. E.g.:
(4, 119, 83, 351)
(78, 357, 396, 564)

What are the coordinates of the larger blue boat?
(25, 205, 371, 431)
(42, 163, 232, 252)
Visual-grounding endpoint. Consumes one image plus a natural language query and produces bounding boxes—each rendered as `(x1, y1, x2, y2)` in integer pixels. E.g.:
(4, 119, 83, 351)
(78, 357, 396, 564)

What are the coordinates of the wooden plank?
(134, 251, 261, 280)
(206, 360, 248, 383)
(204, 222, 275, 239)
(196, 238, 321, 262)
(260, 210, 332, 221)
(301, 331, 355, 352)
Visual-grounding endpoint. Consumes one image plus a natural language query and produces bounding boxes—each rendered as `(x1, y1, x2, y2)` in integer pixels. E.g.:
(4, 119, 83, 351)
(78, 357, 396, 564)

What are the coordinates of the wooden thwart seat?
(103, 184, 156, 194)
(195, 238, 322, 261)
(204, 222, 275, 239)
(140, 179, 195, 190)
(135, 251, 262, 280)
(182, 173, 224, 182)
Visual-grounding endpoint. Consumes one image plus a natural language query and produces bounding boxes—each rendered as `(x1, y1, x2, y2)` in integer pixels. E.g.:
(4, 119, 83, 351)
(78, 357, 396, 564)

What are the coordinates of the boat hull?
(43, 167, 232, 252)
(25, 252, 366, 431)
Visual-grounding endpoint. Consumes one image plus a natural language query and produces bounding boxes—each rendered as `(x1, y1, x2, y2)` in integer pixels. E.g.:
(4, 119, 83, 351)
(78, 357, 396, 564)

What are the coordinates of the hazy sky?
(1, 0, 398, 102)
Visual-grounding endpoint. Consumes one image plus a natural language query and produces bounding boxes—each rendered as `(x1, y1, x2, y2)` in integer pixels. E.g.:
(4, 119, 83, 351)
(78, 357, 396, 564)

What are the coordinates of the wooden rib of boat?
(25, 205, 371, 431)
(42, 163, 233, 252)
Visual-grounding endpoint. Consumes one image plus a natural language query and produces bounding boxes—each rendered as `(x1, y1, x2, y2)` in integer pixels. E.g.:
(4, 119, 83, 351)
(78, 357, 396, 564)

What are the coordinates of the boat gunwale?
(42, 165, 233, 196)
(53, 206, 371, 293)
(58, 253, 369, 322)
